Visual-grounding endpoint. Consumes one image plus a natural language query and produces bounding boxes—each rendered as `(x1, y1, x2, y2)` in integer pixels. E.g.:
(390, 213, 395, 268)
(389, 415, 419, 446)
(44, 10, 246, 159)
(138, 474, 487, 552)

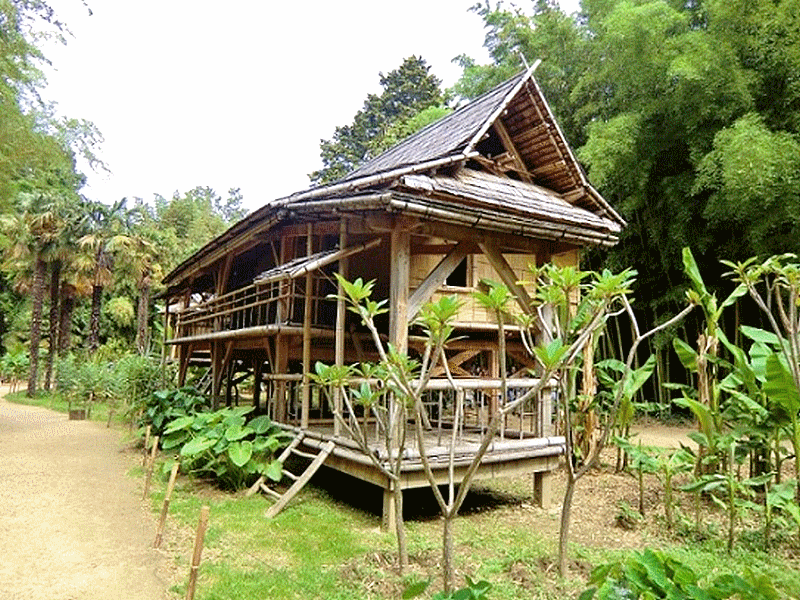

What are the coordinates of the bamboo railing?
(173, 277, 335, 340)
(261, 375, 554, 447)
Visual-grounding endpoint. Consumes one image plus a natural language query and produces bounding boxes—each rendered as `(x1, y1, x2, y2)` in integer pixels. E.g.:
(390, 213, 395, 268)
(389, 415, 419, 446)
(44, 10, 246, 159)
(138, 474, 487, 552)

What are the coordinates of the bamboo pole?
(185, 505, 210, 600)
(334, 218, 348, 438)
(301, 224, 313, 429)
(154, 462, 180, 548)
(142, 425, 152, 467)
(143, 435, 159, 500)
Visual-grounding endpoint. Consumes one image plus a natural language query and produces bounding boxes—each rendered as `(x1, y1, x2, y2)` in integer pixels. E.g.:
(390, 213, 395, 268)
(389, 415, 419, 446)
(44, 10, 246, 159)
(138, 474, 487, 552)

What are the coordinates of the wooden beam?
(215, 253, 234, 296)
(389, 222, 411, 355)
(408, 241, 471, 320)
(177, 342, 194, 387)
(493, 120, 532, 183)
(478, 242, 533, 314)
(416, 221, 558, 255)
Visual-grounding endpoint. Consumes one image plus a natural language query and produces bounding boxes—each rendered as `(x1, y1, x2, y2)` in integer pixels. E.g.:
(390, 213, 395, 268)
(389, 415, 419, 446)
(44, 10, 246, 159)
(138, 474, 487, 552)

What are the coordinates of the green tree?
(154, 186, 246, 265)
(309, 56, 445, 184)
(79, 198, 133, 352)
(0, 0, 72, 207)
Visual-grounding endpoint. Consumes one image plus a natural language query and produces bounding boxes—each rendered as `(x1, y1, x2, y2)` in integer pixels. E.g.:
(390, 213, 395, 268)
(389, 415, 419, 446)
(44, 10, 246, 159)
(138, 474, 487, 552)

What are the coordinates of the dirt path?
(0, 388, 173, 600)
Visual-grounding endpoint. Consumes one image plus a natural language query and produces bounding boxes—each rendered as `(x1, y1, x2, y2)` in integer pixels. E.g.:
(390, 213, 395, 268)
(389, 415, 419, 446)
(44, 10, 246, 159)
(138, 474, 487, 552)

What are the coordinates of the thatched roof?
(163, 65, 624, 291)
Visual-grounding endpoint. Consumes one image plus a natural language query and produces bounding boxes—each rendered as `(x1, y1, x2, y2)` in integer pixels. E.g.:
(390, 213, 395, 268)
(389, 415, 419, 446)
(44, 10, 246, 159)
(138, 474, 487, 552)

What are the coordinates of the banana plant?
(672, 248, 747, 475)
(724, 255, 800, 503)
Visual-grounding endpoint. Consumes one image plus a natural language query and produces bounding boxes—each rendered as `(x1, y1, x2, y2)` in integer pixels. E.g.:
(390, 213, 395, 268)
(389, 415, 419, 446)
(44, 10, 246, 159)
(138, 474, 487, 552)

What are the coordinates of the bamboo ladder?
(246, 432, 336, 518)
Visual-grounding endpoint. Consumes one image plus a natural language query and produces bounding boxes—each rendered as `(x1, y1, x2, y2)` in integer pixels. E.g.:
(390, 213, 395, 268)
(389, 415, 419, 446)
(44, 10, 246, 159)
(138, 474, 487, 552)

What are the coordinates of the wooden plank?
(265, 441, 336, 518)
(408, 241, 470, 320)
(478, 242, 533, 314)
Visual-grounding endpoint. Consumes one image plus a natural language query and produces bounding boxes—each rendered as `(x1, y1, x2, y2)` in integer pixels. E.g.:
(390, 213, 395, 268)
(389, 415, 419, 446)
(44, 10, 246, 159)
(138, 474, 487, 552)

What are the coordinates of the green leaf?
(672, 337, 697, 371)
(763, 352, 800, 413)
(163, 415, 195, 434)
(264, 459, 284, 482)
(228, 440, 253, 468)
(402, 580, 430, 599)
(180, 436, 216, 457)
(248, 415, 273, 434)
(740, 326, 780, 347)
(225, 424, 253, 441)
(683, 247, 708, 301)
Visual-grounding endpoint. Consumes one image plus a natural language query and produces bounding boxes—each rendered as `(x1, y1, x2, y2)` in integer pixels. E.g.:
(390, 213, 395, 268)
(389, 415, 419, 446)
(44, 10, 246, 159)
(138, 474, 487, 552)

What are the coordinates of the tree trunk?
(136, 279, 151, 354)
(88, 283, 102, 352)
(58, 282, 75, 357)
(558, 473, 577, 577)
(442, 513, 455, 592)
(44, 259, 61, 391)
(27, 257, 47, 396)
(393, 479, 408, 573)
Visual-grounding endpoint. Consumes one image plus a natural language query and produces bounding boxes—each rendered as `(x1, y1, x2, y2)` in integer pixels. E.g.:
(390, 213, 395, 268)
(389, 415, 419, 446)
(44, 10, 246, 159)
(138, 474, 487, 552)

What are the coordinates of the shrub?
(580, 548, 781, 600)
(140, 387, 209, 437)
(161, 406, 291, 490)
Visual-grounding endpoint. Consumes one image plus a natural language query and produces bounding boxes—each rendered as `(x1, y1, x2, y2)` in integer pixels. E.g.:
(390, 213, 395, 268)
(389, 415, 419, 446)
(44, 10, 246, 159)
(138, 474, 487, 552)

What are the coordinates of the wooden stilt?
(533, 471, 552, 509)
(382, 483, 397, 533)
(334, 218, 348, 437)
(253, 353, 264, 410)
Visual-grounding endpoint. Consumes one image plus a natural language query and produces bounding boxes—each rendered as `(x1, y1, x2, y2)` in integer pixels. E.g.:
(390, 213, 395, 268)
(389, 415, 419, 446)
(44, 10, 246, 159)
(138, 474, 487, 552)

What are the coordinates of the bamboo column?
(334, 218, 348, 437)
(274, 237, 289, 422)
(388, 223, 410, 449)
(301, 224, 313, 429)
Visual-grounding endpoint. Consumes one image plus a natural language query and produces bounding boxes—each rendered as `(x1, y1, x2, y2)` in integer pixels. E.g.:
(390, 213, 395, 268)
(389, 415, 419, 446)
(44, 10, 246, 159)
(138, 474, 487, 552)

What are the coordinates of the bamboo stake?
(142, 425, 152, 467)
(154, 462, 180, 548)
(143, 435, 159, 500)
(186, 505, 210, 600)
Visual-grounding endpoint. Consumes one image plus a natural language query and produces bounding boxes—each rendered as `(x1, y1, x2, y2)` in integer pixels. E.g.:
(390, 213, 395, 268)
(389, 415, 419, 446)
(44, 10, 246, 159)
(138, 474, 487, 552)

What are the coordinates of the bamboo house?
(160, 64, 625, 525)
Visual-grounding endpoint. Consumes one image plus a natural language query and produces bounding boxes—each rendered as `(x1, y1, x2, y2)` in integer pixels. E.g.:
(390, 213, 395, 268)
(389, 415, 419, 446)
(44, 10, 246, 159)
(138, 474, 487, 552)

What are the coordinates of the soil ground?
(0, 386, 174, 600)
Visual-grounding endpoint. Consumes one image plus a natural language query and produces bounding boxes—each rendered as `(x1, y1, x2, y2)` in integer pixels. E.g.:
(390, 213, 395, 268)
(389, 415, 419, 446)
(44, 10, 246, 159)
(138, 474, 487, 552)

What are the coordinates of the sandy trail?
(0, 388, 173, 600)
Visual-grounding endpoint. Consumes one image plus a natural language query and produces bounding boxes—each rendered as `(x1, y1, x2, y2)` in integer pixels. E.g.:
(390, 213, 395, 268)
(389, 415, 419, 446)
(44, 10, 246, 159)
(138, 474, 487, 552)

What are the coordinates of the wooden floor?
(276, 422, 564, 491)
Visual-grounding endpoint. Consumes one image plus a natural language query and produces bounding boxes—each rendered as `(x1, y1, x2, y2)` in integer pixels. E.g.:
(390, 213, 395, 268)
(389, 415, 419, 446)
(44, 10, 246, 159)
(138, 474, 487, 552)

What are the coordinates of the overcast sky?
(42, 1, 579, 212)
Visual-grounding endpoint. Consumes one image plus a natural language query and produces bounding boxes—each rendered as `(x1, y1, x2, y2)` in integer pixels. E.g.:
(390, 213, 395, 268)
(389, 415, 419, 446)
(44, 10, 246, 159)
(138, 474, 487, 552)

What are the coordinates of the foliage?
(113, 352, 166, 420)
(0, 347, 29, 389)
(55, 353, 115, 409)
(139, 386, 209, 438)
(152, 186, 246, 263)
(404, 576, 492, 600)
(580, 548, 781, 600)
(310, 56, 445, 184)
(161, 406, 289, 490)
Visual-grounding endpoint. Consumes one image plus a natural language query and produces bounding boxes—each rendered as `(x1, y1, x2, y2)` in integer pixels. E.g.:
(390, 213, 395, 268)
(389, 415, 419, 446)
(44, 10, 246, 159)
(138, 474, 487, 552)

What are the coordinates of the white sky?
(42, 1, 580, 212)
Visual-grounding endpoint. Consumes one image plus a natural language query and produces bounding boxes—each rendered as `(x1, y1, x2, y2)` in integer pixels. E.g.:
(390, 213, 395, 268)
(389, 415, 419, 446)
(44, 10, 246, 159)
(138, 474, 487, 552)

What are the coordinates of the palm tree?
(0, 194, 66, 396)
(107, 211, 163, 354)
(79, 198, 130, 352)
(43, 196, 90, 389)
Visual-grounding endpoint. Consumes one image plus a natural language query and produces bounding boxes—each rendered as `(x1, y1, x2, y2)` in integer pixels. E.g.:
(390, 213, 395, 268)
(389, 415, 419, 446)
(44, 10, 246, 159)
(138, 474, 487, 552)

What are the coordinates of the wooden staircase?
(246, 433, 336, 519)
